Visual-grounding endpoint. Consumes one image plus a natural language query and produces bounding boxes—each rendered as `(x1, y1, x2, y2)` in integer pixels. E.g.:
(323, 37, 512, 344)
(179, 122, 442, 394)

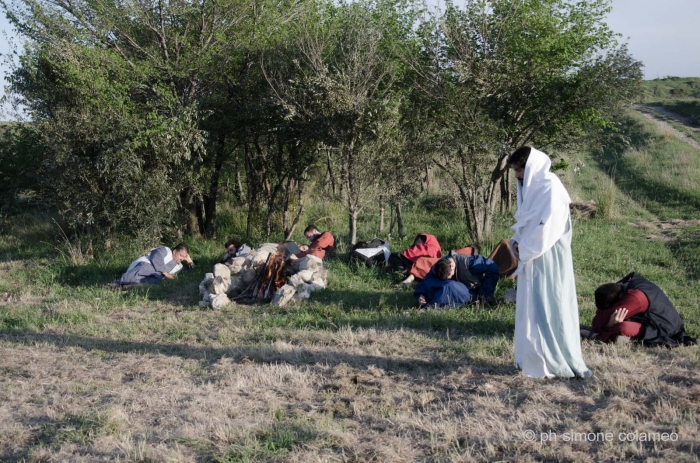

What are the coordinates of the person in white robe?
(509, 146, 591, 379)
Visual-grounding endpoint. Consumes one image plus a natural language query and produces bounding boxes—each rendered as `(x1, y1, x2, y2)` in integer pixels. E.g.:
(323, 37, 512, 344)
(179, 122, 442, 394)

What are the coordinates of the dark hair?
(224, 238, 242, 250)
(594, 283, 623, 311)
(413, 234, 427, 246)
(508, 146, 532, 169)
(304, 224, 320, 235)
(173, 243, 189, 254)
(434, 259, 453, 280)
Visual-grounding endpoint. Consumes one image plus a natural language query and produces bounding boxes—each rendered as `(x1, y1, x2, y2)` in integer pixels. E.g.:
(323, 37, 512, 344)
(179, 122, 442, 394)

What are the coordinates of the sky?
(1, 0, 700, 117)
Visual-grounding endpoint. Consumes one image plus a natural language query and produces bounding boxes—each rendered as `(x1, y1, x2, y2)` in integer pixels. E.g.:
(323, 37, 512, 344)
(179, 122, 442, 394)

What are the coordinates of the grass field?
(2, 100, 700, 461)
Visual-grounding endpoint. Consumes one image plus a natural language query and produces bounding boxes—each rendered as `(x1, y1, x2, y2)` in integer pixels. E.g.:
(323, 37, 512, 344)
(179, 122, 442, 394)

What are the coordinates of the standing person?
(509, 146, 590, 379)
(118, 243, 193, 286)
(296, 225, 336, 260)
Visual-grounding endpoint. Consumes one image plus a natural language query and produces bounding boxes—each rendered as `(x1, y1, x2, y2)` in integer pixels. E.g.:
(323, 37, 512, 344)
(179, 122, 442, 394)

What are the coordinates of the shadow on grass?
(0, 330, 516, 377)
(48, 261, 210, 307)
(666, 227, 700, 282)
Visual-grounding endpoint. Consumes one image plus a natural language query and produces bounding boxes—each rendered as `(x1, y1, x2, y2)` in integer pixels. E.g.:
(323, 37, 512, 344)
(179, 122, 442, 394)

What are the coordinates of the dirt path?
(635, 104, 700, 150)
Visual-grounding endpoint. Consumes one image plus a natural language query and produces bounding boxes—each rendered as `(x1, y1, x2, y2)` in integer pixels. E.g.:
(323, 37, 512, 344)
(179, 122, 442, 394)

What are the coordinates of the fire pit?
(198, 243, 328, 308)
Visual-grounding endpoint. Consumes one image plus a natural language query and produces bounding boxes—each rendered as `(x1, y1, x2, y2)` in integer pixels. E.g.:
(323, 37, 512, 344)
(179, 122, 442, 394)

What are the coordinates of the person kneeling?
(118, 243, 192, 287)
(414, 253, 499, 308)
(582, 273, 692, 347)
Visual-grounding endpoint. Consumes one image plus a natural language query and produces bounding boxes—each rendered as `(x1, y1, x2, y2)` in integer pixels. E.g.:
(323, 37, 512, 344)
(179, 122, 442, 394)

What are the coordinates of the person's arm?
(149, 247, 173, 273)
(413, 276, 433, 305)
(469, 256, 500, 299)
(298, 232, 333, 258)
(592, 289, 648, 333)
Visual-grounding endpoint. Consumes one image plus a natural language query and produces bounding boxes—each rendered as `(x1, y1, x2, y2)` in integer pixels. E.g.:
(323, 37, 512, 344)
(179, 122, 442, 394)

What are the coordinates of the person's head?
(172, 243, 190, 263)
(594, 283, 624, 311)
(304, 224, 321, 242)
(413, 234, 427, 246)
(508, 146, 532, 183)
(434, 258, 456, 280)
(224, 238, 243, 252)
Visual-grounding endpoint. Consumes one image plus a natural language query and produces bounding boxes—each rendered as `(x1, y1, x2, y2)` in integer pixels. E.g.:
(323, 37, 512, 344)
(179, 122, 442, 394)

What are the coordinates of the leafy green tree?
(413, 0, 642, 242)
(272, 0, 418, 244)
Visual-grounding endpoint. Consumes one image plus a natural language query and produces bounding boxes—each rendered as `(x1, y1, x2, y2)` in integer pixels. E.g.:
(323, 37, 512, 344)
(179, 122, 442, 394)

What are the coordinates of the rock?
(213, 263, 231, 280)
(313, 268, 328, 284)
(288, 273, 303, 286)
(290, 258, 302, 272)
(272, 284, 296, 307)
(198, 301, 210, 308)
(202, 274, 216, 293)
(310, 278, 326, 291)
(227, 257, 247, 275)
(210, 293, 231, 310)
(210, 276, 229, 295)
(228, 276, 243, 292)
(298, 255, 322, 273)
(256, 242, 279, 255)
(253, 251, 271, 267)
(294, 282, 312, 300)
(297, 270, 314, 283)
(202, 290, 211, 302)
(242, 268, 257, 284)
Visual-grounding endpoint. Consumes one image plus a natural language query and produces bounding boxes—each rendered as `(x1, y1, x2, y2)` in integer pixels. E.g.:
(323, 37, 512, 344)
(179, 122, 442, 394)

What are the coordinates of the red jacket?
(592, 289, 648, 336)
(402, 234, 442, 262)
(297, 232, 335, 260)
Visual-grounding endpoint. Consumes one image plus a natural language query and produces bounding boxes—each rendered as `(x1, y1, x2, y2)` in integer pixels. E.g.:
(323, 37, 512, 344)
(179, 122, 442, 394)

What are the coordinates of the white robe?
(510, 148, 591, 379)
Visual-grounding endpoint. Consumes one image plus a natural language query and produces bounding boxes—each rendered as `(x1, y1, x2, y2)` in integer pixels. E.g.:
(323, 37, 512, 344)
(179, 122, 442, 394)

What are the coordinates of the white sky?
(1, 0, 700, 118)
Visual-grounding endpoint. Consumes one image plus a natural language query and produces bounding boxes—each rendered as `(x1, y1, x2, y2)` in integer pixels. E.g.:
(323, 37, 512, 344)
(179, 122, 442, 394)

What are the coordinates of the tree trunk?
(395, 202, 404, 238)
(379, 199, 385, 233)
(327, 149, 337, 195)
(195, 200, 206, 236)
(179, 189, 201, 237)
(285, 204, 305, 241)
(389, 203, 396, 234)
(202, 143, 226, 239)
(348, 203, 358, 245)
(236, 170, 245, 205)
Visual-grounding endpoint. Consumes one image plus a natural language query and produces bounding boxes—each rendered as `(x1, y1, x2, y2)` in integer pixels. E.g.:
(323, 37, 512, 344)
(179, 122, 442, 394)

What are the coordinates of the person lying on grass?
(117, 243, 193, 287)
(220, 238, 252, 264)
(581, 273, 694, 347)
(414, 253, 499, 308)
(389, 233, 442, 285)
(295, 224, 336, 260)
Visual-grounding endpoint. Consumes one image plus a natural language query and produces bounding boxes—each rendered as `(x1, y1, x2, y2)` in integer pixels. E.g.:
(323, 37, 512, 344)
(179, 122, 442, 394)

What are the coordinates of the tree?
(272, 0, 418, 244)
(412, 0, 642, 242)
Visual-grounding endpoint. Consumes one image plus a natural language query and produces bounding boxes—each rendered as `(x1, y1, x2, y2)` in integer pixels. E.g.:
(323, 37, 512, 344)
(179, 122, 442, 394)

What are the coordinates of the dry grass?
(1, 319, 700, 462)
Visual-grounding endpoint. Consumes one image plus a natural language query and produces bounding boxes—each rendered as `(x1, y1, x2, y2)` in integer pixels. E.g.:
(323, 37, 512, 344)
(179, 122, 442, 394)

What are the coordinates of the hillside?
(639, 77, 700, 144)
(1, 90, 700, 460)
